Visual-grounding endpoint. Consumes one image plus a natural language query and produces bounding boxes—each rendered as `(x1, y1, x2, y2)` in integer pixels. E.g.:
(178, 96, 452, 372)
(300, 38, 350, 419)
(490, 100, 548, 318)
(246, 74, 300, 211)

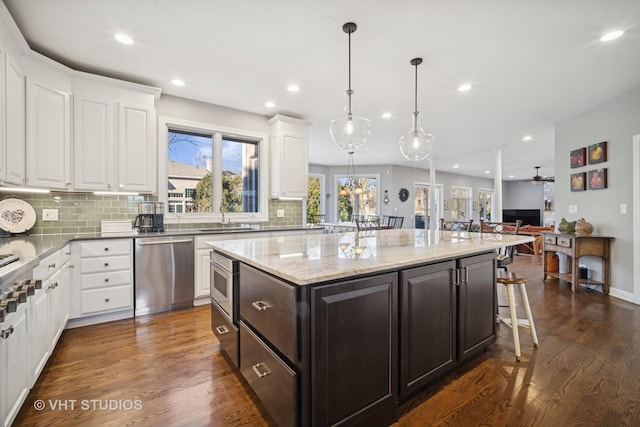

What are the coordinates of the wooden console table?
(541, 232, 612, 294)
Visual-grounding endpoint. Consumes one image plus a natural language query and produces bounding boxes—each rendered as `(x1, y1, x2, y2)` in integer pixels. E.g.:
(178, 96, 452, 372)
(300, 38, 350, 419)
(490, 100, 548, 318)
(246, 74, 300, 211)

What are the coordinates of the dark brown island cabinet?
(231, 251, 497, 427)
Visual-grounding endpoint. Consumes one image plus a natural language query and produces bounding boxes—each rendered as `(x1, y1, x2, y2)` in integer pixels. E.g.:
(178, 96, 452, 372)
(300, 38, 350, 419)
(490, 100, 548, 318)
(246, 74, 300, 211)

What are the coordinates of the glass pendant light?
(339, 151, 364, 195)
(399, 57, 434, 161)
(330, 22, 371, 151)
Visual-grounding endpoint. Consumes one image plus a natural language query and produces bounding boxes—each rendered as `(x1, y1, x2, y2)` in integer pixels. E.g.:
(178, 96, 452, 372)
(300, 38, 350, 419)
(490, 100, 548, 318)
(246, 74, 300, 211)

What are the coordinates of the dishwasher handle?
(137, 239, 193, 246)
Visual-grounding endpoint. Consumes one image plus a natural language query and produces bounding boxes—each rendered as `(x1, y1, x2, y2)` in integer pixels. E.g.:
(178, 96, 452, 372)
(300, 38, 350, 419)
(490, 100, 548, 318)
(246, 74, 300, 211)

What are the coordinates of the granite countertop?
(0, 225, 319, 287)
(207, 229, 535, 286)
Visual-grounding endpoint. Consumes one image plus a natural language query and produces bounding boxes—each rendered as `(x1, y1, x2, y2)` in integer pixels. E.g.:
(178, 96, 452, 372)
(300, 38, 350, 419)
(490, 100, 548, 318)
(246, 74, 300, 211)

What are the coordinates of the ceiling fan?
(528, 166, 554, 185)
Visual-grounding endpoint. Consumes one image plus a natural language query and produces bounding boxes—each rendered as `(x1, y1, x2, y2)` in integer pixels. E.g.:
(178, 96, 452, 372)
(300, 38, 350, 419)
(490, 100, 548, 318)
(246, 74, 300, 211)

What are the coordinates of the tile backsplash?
(0, 193, 302, 235)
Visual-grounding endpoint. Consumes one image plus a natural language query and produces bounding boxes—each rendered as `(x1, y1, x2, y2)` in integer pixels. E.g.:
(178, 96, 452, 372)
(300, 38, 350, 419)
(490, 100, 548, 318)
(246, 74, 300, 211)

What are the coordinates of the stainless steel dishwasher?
(134, 236, 194, 316)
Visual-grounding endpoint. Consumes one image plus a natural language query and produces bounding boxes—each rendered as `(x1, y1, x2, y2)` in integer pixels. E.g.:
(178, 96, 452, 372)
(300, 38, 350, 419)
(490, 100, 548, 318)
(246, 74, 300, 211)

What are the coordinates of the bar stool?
(497, 270, 539, 361)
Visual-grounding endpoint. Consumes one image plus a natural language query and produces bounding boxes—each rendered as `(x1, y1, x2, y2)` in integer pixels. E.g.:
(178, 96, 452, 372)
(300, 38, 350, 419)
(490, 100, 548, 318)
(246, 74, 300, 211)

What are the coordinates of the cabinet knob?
(104, 278, 109, 282)
(104, 247, 109, 251)
(104, 262, 109, 267)
(105, 298, 110, 303)
(252, 301, 270, 312)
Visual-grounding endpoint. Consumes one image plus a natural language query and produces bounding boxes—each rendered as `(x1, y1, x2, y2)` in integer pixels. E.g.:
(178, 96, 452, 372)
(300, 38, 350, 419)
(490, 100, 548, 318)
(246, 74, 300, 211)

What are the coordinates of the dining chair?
(440, 218, 473, 231)
(388, 216, 404, 229)
(355, 218, 381, 231)
(480, 219, 523, 271)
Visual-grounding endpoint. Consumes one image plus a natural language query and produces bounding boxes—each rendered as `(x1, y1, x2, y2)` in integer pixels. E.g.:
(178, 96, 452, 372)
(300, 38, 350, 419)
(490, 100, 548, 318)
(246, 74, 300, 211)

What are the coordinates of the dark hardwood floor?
(14, 255, 640, 426)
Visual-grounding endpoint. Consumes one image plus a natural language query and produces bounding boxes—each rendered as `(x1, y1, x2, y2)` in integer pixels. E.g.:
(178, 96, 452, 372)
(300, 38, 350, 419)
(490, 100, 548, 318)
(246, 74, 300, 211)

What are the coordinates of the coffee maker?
(134, 202, 164, 232)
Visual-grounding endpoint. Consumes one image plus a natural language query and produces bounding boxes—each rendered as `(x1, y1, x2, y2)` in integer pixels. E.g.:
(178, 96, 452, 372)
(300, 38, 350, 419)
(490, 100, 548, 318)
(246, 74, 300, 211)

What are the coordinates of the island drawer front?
(211, 300, 239, 368)
(239, 264, 296, 363)
(240, 321, 297, 427)
(557, 237, 572, 248)
(543, 235, 557, 245)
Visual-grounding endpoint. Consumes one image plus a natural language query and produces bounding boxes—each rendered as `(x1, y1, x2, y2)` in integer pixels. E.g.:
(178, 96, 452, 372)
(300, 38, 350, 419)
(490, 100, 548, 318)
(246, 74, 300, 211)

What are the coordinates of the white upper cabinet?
(117, 103, 156, 193)
(72, 77, 158, 193)
(0, 48, 26, 186)
(268, 115, 311, 199)
(73, 93, 113, 191)
(26, 78, 71, 189)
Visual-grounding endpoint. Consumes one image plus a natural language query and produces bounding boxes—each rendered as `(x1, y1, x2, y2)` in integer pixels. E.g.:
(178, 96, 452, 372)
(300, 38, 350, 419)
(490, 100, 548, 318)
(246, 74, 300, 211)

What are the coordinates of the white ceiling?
(4, 0, 640, 181)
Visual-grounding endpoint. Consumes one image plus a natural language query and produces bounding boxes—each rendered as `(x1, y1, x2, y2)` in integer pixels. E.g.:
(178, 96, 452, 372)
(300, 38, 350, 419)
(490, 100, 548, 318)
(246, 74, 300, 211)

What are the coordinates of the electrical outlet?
(621, 204, 627, 214)
(43, 208, 59, 221)
(277, 209, 285, 218)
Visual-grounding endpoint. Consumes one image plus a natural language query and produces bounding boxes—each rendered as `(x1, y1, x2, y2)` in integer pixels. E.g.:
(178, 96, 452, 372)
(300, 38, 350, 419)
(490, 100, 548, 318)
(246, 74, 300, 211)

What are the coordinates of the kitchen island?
(208, 229, 534, 427)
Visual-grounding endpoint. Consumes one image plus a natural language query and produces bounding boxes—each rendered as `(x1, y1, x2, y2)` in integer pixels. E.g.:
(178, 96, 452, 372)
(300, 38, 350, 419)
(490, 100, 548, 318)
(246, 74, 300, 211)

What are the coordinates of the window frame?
(477, 187, 494, 221)
(305, 173, 326, 225)
(414, 182, 443, 228)
(158, 116, 269, 224)
(334, 173, 381, 222)
(451, 185, 472, 221)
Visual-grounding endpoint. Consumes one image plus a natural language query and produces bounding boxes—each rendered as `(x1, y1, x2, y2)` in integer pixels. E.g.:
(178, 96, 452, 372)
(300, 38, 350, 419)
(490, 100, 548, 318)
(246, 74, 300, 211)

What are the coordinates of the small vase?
(575, 218, 593, 237)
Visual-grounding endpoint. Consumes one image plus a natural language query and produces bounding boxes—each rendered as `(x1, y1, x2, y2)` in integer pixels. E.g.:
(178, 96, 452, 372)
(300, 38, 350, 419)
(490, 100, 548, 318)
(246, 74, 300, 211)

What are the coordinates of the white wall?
(555, 86, 640, 297)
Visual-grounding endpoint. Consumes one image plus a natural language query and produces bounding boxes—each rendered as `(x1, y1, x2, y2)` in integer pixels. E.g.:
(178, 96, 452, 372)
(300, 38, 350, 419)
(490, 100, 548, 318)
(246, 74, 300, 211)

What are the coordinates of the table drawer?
(80, 270, 131, 290)
(211, 300, 239, 368)
(240, 321, 296, 427)
(543, 235, 557, 245)
(80, 255, 131, 274)
(81, 285, 132, 314)
(239, 264, 296, 363)
(557, 237, 572, 248)
(80, 240, 131, 257)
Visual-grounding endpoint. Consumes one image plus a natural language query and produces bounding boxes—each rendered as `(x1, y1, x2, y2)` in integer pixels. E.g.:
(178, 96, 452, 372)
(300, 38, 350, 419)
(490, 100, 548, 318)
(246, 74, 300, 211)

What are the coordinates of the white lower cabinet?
(70, 239, 133, 325)
(1, 299, 29, 427)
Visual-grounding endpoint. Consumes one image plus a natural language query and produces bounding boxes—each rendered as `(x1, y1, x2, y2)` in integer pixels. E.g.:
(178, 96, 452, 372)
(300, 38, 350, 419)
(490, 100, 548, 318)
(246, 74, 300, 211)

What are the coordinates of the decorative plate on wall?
(398, 188, 409, 202)
(0, 198, 37, 234)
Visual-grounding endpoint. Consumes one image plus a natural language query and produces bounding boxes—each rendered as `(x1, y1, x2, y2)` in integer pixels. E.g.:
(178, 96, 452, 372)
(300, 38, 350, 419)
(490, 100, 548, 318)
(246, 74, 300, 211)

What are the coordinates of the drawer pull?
(48, 263, 56, 269)
(104, 278, 110, 282)
(104, 262, 110, 267)
(252, 363, 271, 378)
(104, 247, 109, 251)
(215, 325, 229, 335)
(252, 301, 270, 311)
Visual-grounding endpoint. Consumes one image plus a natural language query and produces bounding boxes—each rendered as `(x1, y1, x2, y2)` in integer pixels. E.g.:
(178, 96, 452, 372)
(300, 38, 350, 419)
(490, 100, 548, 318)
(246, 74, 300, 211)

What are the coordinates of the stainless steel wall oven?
(210, 250, 239, 367)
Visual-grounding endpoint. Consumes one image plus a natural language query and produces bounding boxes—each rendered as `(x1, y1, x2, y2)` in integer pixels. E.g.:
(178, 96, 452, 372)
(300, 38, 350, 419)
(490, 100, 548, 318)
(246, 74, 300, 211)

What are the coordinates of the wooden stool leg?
(519, 282, 539, 347)
(506, 284, 521, 361)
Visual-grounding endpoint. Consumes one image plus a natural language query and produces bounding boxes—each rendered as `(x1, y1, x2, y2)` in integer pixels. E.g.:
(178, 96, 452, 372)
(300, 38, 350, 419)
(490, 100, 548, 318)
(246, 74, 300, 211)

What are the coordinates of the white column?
(494, 148, 503, 222)
(429, 158, 437, 230)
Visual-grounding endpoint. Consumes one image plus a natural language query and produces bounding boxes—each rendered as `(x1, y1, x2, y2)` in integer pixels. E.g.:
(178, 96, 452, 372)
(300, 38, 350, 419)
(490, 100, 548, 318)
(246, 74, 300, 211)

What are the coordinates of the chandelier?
(399, 57, 434, 161)
(330, 22, 371, 152)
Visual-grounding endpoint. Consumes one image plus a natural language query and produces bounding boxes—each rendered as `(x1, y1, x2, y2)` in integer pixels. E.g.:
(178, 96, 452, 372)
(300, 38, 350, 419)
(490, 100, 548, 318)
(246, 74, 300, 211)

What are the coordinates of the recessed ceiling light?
(382, 112, 392, 119)
(458, 83, 472, 92)
(265, 101, 276, 108)
(600, 30, 624, 42)
(287, 84, 300, 92)
(509, 174, 515, 178)
(171, 79, 185, 87)
(484, 170, 491, 174)
(522, 135, 533, 141)
(114, 33, 133, 45)
(453, 164, 459, 169)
